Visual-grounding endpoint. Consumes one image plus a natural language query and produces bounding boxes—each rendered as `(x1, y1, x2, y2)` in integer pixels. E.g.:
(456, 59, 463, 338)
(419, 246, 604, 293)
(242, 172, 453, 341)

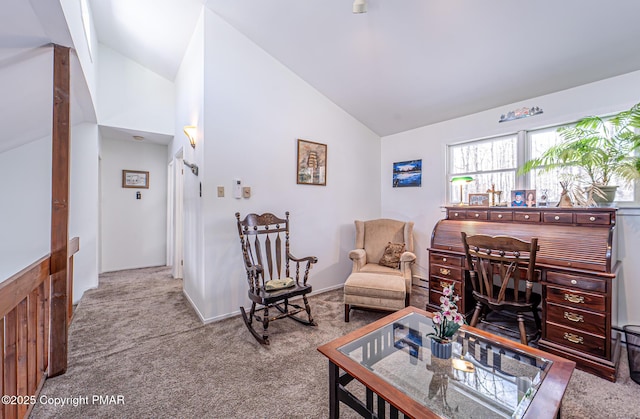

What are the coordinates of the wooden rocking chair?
(235, 211, 318, 345)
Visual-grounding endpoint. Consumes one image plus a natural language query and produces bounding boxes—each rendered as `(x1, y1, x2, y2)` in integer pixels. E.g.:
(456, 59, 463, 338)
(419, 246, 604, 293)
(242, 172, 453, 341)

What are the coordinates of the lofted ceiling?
(90, 0, 640, 137)
(0, 0, 88, 154)
(4, 0, 640, 149)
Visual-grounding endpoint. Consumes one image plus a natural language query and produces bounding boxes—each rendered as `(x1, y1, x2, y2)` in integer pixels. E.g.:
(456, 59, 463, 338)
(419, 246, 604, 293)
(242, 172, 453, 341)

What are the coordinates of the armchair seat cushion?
(344, 272, 406, 301)
(360, 263, 403, 276)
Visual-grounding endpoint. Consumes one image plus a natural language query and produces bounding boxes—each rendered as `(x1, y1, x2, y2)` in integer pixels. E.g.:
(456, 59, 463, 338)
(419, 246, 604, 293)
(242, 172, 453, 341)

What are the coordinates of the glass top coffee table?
(318, 306, 575, 419)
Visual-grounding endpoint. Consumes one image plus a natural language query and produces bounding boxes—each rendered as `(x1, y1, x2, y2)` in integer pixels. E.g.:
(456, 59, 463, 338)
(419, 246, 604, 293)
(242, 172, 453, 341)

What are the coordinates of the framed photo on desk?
(469, 193, 490, 206)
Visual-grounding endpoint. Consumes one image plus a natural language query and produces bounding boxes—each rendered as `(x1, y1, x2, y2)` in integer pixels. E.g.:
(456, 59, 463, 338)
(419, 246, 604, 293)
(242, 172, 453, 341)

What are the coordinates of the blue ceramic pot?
(430, 338, 452, 359)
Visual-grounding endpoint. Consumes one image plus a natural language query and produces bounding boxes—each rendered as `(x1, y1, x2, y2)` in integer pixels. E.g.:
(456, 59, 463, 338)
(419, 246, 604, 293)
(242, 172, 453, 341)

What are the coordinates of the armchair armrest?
(400, 251, 416, 263)
(348, 249, 367, 273)
(399, 251, 416, 293)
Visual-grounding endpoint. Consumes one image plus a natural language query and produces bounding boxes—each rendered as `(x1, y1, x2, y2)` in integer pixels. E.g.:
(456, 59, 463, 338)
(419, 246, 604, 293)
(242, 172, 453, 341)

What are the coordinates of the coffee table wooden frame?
(317, 306, 575, 419)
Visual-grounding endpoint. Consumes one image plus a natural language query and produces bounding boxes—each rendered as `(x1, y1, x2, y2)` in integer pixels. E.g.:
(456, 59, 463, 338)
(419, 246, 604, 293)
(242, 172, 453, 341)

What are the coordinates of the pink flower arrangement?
(428, 284, 464, 343)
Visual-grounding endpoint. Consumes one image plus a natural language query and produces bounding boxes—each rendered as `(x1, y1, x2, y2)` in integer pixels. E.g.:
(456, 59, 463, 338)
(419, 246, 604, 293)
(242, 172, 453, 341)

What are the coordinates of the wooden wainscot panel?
(514, 211, 541, 222)
(576, 212, 611, 225)
(546, 271, 606, 293)
(544, 212, 573, 224)
(546, 323, 606, 358)
(546, 286, 606, 312)
(546, 302, 607, 336)
(429, 253, 464, 267)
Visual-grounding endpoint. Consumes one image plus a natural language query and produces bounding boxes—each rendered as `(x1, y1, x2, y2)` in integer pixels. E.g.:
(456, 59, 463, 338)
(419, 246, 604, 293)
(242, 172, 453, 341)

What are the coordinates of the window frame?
(446, 121, 639, 206)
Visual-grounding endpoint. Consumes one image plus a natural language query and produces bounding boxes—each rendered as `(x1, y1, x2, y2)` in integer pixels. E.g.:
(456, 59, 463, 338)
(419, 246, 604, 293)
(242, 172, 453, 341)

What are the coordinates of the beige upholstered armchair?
(343, 219, 416, 321)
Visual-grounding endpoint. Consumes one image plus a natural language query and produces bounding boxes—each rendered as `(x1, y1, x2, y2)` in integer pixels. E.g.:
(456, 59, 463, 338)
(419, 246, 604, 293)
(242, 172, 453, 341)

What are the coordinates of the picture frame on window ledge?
(469, 193, 490, 206)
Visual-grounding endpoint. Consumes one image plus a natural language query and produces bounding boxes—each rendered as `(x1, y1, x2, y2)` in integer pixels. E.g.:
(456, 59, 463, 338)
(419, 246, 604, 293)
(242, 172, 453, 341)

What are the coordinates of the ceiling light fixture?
(183, 125, 197, 148)
(353, 0, 367, 14)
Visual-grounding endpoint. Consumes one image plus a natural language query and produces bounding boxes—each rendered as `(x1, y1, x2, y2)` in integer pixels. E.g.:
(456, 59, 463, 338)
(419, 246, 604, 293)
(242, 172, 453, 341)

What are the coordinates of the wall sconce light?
(183, 160, 199, 176)
(451, 176, 473, 206)
(183, 125, 197, 149)
(353, 0, 367, 13)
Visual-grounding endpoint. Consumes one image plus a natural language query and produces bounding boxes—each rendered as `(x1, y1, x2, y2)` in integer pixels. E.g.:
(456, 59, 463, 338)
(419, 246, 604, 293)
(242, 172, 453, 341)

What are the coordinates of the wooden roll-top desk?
(428, 206, 620, 381)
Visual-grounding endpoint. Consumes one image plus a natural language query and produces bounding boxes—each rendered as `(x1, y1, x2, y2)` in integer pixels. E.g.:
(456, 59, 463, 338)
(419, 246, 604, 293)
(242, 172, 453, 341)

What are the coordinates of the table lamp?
(451, 176, 473, 206)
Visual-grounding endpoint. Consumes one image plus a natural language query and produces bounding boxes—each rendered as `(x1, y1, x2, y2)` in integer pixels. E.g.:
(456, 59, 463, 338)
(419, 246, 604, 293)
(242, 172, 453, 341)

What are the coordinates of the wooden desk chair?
(461, 232, 541, 345)
(236, 212, 317, 345)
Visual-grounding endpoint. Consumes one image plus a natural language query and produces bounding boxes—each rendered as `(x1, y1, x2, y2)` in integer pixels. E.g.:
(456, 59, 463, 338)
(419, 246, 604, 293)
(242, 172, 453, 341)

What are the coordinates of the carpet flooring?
(31, 266, 640, 418)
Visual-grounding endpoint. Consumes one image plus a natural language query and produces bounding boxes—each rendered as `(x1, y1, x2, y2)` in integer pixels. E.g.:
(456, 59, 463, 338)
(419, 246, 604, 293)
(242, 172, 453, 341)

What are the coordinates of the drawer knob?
(440, 281, 451, 289)
(475, 213, 480, 218)
(564, 312, 584, 323)
(563, 332, 584, 344)
(442, 257, 447, 262)
(439, 268, 451, 276)
(571, 279, 577, 285)
(589, 216, 596, 222)
(524, 215, 530, 220)
(564, 293, 584, 304)
(498, 214, 503, 219)
(554, 216, 560, 221)
(454, 212, 459, 217)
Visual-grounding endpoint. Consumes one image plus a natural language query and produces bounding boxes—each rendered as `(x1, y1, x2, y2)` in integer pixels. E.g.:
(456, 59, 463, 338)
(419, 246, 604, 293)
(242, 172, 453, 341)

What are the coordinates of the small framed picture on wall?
(122, 170, 149, 189)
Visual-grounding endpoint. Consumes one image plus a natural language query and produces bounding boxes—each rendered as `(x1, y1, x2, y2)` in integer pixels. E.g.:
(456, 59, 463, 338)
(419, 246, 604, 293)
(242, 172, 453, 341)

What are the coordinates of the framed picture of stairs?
(297, 139, 327, 186)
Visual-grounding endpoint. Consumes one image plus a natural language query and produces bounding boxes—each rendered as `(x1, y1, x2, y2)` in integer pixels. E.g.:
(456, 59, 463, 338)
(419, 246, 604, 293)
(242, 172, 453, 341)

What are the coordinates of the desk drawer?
(543, 212, 573, 224)
(546, 272, 606, 293)
(448, 210, 467, 219)
(429, 289, 466, 312)
(429, 276, 462, 295)
(546, 285, 605, 312)
(546, 322, 606, 358)
(429, 253, 464, 267)
(430, 263, 463, 281)
(514, 211, 541, 222)
(490, 211, 513, 221)
(466, 210, 488, 220)
(546, 302, 606, 337)
(576, 212, 611, 225)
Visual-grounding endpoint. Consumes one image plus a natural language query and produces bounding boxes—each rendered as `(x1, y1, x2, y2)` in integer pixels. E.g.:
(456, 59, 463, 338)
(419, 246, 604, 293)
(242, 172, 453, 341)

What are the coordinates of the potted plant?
(428, 284, 464, 359)
(518, 102, 640, 206)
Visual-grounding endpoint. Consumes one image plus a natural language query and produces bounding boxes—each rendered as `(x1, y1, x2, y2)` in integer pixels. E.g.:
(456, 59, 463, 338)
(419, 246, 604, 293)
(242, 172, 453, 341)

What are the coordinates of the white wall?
(172, 10, 382, 321)
(0, 136, 51, 280)
(69, 122, 100, 302)
(172, 9, 205, 311)
(97, 44, 175, 134)
(100, 138, 168, 272)
(381, 70, 640, 326)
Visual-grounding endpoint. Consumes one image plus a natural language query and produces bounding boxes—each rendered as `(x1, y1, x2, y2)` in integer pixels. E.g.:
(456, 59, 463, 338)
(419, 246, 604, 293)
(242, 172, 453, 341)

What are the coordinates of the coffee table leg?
(329, 360, 339, 419)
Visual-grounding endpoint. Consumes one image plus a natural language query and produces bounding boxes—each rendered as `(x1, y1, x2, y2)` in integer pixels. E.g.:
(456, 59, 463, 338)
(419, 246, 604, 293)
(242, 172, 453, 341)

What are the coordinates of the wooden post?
(48, 44, 70, 377)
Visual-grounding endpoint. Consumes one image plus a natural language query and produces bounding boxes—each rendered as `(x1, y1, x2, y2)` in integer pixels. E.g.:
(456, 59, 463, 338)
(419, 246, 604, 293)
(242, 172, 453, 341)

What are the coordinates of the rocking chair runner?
(235, 211, 318, 344)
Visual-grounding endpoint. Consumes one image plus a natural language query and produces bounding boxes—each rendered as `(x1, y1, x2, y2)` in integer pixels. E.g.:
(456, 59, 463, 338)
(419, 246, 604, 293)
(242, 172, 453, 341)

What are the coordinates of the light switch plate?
(242, 186, 251, 198)
(217, 186, 224, 197)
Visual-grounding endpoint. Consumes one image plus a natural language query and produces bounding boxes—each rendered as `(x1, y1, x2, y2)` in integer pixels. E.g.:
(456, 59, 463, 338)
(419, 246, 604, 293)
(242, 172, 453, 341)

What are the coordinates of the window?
(448, 135, 517, 205)
(80, 0, 94, 62)
(448, 122, 637, 205)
